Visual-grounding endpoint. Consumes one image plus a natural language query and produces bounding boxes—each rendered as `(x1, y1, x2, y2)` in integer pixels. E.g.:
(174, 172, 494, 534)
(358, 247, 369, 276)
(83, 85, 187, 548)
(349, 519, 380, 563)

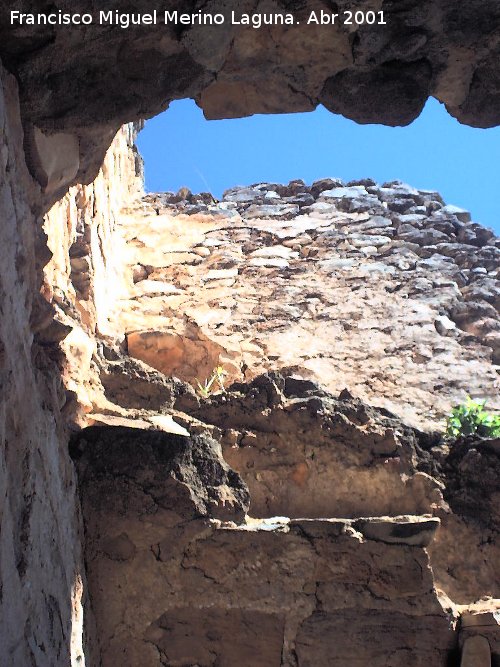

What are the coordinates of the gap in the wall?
(136, 98, 500, 233)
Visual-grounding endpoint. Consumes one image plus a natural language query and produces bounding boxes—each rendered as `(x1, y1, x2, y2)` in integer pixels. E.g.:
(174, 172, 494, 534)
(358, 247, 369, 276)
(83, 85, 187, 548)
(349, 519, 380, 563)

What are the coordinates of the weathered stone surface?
(425, 435, 500, 604)
(460, 606, 500, 661)
(192, 373, 444, 519)
(70, 425, 250, 523)
(33, 135, 500, 665)
(0, 61, 89, 667)
(25, 126, 80, 195)
(70, 366, 500, 666)
(353, 516, 441, 547)
(99, 352, 191, 411)
(460, 636, 491, 667)
(75, 469, 456, 667)
(321, 59, 433, 126)
(2, 43, 500, 663)
(243, 203, 299, 219)
(442, 204, 472, 223)
(295, 609, 454, 666)
(112, 179, 499, 431)
(126, 327, 229, 386)
(145, 608, 286, 667)
(442, 436, 500, 530)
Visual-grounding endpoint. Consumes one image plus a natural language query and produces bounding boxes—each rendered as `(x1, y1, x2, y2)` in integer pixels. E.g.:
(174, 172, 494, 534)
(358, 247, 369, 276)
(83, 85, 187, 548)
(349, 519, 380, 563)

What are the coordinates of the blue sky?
(137, 98, 500, 233)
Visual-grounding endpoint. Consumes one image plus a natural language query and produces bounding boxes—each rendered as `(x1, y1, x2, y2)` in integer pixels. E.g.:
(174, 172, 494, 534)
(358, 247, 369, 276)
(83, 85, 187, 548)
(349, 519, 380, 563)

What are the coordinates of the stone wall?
(42, 124, 143, 420)
(116, 179, 499, 431)
(0, 63, 142, 667)
(71, 373, 500, 666)
(1, 3, 500, 662)
(1, 57, 499, 663)
(0, 61, 87, 667)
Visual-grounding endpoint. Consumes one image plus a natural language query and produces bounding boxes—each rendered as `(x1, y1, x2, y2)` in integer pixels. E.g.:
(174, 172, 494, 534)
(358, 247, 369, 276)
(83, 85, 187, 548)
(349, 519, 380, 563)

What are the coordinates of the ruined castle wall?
(43, 124, 143, 335)
(42, 125, 143, 418)
(1, 48, 499, 664)
(0, 62, 88, 666)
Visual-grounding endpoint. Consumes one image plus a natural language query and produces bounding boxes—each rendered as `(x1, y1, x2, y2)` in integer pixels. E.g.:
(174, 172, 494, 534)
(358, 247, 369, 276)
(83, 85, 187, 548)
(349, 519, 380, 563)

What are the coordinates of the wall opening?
(137, 98, 500, 233)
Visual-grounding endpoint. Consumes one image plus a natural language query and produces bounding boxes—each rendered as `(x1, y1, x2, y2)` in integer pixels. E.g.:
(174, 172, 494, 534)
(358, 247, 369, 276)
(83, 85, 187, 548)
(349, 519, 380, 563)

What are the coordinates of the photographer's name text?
(10, 9, 387, 30)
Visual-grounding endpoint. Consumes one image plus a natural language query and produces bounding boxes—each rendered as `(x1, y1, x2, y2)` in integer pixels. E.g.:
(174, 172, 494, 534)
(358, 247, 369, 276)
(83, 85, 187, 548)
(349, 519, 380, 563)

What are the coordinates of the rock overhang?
(1, 0, 500, 191)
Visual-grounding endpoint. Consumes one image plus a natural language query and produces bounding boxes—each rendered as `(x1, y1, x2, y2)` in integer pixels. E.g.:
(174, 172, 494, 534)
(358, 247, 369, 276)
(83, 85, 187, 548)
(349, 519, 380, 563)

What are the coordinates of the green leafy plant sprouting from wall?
(196, 366, 228, 398)
(446, 397, 500, 438)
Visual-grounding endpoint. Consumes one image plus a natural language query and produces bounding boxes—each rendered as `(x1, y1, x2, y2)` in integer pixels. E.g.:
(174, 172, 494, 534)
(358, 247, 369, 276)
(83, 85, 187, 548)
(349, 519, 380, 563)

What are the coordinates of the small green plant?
(196, 366, 228, 398)
(446, 397, 500, 438)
